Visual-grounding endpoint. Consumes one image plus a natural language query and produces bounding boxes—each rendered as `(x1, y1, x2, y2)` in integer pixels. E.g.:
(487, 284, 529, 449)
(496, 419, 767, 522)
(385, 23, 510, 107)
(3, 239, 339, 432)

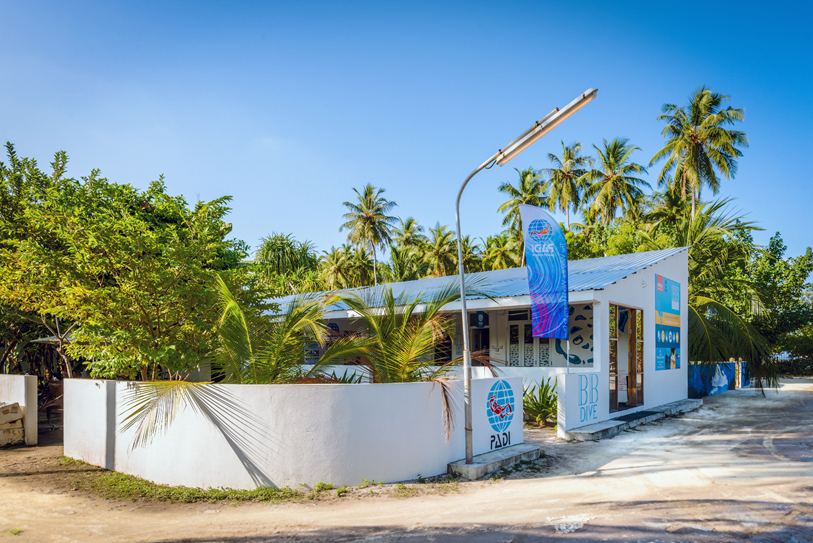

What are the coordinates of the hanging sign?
(518, 204, 568, 340)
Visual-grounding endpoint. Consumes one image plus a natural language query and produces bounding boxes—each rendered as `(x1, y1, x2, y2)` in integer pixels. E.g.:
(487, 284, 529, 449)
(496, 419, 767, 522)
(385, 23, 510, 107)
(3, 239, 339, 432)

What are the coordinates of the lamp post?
(455, 88, 598, 464)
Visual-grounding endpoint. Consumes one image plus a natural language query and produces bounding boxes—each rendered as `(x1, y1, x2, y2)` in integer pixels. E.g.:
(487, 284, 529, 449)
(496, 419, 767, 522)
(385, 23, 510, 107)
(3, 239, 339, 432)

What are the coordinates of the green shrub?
(523, 378, 557, 426)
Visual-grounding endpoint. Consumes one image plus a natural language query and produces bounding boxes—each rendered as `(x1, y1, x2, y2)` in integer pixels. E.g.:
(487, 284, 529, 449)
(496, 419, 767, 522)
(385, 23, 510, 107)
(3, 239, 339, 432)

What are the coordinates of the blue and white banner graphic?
(518, 204, 568, 340)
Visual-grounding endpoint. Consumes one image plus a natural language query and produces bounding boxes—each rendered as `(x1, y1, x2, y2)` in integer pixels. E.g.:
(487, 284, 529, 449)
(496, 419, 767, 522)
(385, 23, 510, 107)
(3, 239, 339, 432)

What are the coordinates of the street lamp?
(454, 88, 598, 464)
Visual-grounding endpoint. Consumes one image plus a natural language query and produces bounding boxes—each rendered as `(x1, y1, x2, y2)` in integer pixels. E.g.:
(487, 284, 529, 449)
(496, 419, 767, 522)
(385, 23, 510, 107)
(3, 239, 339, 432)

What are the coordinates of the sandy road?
(2, 379, 813, 542)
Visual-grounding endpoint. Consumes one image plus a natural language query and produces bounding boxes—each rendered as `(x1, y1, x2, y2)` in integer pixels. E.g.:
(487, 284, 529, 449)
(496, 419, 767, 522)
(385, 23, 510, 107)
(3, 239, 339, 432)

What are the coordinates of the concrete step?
(448, 443, 542, 480)
(562, 398, 703, 441)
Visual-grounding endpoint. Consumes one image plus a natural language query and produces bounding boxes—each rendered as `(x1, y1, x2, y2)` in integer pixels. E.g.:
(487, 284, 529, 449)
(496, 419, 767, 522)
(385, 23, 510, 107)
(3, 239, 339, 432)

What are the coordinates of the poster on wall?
(655, 274, 681, 370)
(518, 204, 568, 340)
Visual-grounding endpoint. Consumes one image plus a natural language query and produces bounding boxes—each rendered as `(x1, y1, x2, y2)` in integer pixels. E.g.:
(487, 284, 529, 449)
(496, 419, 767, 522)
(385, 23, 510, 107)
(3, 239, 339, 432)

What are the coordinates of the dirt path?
(2, 380, 813, 542)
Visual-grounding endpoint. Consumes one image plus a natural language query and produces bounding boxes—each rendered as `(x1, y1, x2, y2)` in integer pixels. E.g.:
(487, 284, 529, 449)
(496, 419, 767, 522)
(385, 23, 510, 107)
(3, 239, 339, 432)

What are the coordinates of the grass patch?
(390, 483, 420, 498)
(72, 471, 301, 504)
(58, 456, 86, 466)
(9, 529, 22, 536)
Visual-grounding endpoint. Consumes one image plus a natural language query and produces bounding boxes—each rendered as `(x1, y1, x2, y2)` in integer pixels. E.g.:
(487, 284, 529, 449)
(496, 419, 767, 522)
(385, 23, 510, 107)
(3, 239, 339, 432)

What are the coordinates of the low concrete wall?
(0, 375, 38, 445)
(64, 377, 523, 489)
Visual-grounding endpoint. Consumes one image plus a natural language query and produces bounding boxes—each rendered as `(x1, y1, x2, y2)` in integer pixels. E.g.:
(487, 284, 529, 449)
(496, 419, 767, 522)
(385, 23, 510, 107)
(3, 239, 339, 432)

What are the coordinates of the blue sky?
(2, 1, 811, 258)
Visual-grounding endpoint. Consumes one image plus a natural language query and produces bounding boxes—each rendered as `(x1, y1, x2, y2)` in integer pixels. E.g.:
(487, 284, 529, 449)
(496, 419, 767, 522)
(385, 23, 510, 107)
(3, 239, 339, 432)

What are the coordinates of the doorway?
(609, 304, 644, 413)
(506, 309, 551, 367)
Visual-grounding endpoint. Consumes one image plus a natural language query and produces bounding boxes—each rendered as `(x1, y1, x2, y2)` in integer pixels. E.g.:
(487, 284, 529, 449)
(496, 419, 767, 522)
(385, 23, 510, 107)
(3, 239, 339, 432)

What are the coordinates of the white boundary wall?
(0, 375, 37, 445)
(64, 377, 523, 489)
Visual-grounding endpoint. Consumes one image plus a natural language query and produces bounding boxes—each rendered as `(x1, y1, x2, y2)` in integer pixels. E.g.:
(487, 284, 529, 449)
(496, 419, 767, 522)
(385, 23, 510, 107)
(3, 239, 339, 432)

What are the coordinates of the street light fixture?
(454, 88, 598, 464)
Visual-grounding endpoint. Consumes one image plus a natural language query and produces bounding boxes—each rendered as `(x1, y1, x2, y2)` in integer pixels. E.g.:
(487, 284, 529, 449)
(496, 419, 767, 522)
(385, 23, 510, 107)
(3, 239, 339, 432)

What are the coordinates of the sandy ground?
(1, 379, 813, 542)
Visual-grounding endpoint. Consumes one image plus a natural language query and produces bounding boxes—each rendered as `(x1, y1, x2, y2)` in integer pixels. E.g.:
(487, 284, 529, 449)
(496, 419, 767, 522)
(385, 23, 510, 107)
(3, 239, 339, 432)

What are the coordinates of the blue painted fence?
(688, 362, 749, 399)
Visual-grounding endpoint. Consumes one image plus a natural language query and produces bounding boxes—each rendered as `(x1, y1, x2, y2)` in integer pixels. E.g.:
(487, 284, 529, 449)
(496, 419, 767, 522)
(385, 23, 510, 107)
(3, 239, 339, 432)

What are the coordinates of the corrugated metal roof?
(269, 247, 689, 311)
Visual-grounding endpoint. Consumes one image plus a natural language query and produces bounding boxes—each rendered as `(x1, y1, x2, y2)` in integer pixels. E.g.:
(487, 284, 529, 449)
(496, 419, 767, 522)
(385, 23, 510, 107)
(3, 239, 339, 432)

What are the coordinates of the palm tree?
(383, 244, 430, 283)
(422, 223, 457, 277)
(643, 183, 691, 234)
(496, 167, 548, 266)
(583, 138, 650, 224)
(392, 217, 427, 252)
(543, 142, 592, 229)
(458, 235, 483, 273)
(340, 184, 397, 286)
(482, 233, 520, 270)
(346, 244, 375, 287)
(320, 246, 350, 290)
(650, 86, 748, 216)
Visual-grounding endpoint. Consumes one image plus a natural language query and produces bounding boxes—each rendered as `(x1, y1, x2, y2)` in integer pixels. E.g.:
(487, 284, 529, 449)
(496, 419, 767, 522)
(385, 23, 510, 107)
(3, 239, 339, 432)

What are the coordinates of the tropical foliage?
(523, 378, 558, 426)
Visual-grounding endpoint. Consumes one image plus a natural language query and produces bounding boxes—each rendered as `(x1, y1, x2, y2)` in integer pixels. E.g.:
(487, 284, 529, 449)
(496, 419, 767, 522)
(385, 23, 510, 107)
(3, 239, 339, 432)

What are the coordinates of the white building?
(275, 246, 691, 438)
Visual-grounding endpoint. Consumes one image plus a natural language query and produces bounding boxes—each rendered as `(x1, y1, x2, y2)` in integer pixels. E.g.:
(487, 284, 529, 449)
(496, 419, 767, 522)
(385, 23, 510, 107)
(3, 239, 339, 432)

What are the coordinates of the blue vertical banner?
(518, 204, 568, 340)
(655, 274, 681, 370)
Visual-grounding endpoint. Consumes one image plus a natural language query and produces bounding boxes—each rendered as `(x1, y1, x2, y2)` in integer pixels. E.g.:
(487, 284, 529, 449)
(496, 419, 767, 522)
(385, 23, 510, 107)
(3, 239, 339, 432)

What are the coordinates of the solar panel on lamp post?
(454, 88, 598, 464)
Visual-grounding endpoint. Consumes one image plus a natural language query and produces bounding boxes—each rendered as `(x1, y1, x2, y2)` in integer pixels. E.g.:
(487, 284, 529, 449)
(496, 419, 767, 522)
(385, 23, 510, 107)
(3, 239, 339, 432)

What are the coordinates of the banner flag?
(518, 204, 568, 340)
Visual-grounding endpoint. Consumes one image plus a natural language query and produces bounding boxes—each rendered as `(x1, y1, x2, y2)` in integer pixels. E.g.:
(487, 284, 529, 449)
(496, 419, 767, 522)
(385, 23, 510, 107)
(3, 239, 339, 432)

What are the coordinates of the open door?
(627, 309, 638, 407)
(609, 304, 619, 413)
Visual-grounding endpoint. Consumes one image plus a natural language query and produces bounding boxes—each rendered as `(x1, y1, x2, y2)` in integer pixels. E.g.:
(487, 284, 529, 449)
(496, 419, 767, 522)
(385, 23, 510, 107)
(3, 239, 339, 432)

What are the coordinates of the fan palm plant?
(650, 86, 747, 216)
(422, 223, 457, 277)
(583, 138, 650, 224)
(340, 184, 398, 286)
(497, 167, 548, 266)
(543, 142, 592, 229)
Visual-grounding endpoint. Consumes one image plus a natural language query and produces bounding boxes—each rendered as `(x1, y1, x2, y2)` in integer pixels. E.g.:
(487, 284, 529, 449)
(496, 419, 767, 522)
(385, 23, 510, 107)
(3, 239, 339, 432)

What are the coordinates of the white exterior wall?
(0, 375, 38, 445)
(558, 251, 689, 433)
(64, 377, 523, 489)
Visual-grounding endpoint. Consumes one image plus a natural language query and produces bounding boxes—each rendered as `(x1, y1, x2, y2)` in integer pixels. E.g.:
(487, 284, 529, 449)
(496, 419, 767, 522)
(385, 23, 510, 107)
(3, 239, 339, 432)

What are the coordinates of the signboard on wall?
(471, 378, 524, 455)
(655, 274, 681, 370)
(518, 204, 568, 340)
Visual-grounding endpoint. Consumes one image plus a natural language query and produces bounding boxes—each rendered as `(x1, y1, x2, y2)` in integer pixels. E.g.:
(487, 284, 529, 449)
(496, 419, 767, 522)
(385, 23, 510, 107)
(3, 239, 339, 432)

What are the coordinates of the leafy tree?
(497, 167, 548, 266)
(650, 86, 747, 216)
(458, 235, 483, 274)
(340, 184, 397, 286)
(543, 142, 592, 229)
(583, 138, 650, 223)
(727, 233, 813, 351)
(0, 147, 246, 380)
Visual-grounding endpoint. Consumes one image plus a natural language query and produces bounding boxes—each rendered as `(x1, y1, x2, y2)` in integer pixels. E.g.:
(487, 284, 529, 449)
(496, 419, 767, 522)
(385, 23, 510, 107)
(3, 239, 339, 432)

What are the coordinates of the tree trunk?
(691, 189, 696, 217)
(371, 242, 378, 286)
(566, 206, 570, 230)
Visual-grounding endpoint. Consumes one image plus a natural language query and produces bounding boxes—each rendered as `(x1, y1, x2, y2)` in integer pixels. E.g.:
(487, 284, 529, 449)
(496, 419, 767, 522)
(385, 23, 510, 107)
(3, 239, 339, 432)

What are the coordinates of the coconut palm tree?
(422, 223, 457, 277)
(458, 235, 483, 274)
(583, 138, 650, 224)
(383, 244, 430, 283)
(643, 183, 691, 234)
(543, 142, 592, 229)
(392, 217, 427, 252)
(346, 245, 375, 287)
(340, 184, 398, 286)
(320, 246, 350, 290)
(482, 233, 520, 270)
(650, 86, 748, 216)
(497, 167, 548, 266)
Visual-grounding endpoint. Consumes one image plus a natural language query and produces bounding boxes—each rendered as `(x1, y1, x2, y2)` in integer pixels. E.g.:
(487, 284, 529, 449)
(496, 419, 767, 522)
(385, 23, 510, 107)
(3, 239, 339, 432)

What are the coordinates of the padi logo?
(527, 219, 552, 244)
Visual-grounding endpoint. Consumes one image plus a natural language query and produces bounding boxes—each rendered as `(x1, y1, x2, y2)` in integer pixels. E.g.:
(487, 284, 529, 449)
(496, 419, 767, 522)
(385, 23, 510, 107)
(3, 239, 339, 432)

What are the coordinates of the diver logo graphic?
(527, 219, 552, 244)
(487, 380, 515, 450)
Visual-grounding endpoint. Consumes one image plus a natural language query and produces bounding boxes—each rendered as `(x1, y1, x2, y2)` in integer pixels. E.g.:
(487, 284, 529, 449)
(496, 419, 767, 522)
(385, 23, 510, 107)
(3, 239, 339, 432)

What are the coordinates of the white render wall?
(0, 375, 37, 445)
(558, 251, 690, 433)
(64, 377, 523, 490)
